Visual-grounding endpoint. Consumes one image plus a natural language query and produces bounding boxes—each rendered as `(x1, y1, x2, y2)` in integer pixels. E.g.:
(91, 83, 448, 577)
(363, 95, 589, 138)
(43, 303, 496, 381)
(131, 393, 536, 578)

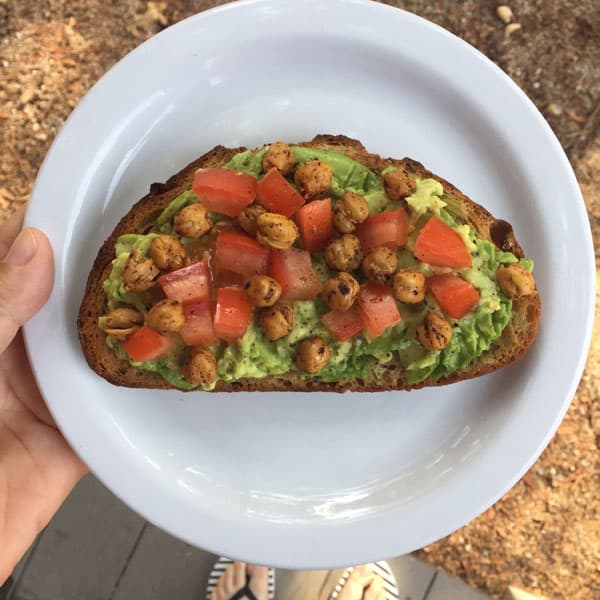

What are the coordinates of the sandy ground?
(0, 1, 598, 598)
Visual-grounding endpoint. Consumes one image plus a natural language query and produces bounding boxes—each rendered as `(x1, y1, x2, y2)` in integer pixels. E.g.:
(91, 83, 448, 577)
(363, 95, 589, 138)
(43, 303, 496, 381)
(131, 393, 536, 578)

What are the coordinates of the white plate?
(24, 0, 595, 568)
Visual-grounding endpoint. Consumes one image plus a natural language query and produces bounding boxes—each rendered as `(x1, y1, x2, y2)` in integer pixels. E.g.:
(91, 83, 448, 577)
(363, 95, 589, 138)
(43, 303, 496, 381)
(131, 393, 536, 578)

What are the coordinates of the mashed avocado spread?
(103, 145, 532, 390)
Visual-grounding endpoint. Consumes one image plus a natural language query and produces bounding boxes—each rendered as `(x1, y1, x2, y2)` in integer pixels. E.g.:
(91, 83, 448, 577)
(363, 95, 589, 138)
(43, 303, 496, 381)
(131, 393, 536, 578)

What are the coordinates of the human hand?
(0, 209, 87, 584)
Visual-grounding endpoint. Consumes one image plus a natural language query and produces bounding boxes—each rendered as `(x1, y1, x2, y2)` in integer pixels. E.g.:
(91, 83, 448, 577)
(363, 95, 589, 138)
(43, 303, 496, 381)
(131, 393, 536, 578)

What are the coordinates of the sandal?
(205, 557, 275, 600)
(328, 561, 399, 600)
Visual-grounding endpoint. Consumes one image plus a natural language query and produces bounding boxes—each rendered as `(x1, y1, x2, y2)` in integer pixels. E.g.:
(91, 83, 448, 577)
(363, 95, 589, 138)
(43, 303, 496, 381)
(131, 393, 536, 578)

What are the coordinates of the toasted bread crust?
(77, 135, 541, 392)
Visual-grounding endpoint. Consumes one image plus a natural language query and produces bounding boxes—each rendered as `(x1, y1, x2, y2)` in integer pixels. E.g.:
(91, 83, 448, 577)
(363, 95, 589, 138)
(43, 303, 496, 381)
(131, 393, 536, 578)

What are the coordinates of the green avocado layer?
(103, 145, 532, 390)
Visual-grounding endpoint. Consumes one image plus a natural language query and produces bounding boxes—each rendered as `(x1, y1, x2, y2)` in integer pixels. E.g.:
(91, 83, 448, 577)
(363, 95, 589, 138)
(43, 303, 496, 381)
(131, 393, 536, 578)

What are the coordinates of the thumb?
(0, 228, 54, 353)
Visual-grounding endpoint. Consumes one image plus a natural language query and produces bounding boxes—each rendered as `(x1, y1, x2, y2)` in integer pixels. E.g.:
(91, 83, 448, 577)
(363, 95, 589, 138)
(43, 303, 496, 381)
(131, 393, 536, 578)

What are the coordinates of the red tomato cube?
(158, 260, 211, 304)
(213, 287, 254, 343)
(357, 282, 401, 338)
(414, 216, 472, 268)
(320, 305, 364, 341)
(296, 198, 333, 252)
(213, 230, 269, 279)
(428, 274, 480, 319)
(122, 325, 174, 362)
(180, 302, 216, 347)
(356, 208, 408, 253)
(192, 168, 257, 217)
(268, 248, 323, 301)
(256, 168, 305, 217)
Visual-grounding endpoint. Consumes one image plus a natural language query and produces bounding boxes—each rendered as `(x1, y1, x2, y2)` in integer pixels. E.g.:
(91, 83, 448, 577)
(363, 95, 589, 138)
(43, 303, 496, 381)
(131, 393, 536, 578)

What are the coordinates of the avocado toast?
(78, 135, 541, 392)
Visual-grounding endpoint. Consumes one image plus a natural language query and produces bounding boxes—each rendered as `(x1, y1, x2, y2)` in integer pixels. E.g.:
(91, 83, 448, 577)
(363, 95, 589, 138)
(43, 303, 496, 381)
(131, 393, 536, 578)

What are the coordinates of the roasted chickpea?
(324, 234, 362, 272)
(173, 203, 212, 238)
(146, 299, 184, 335)
(105, 307, 144, 329)
(294, 160, 333, 198)
(417, 312, 452, 351)
(150, 235, 186, 272)
(362, 246, 398, 283)
(496, 263, 536, 299)
(184, 347, 217, 386)
(101, 307, 144, 340)
(256, 212, 299, 250)
(295, 336, 331, 373)
(262, 141, 296, 175)
(259, 303, 295, 341)
(333, 192, 369, 233)
(246, 275, 282, 307)
(122, 250, 160, 292)
(322, 272, 360, 312)
(383, 168, 416, 201)
(238, 203, 266, 235)
(392, 269, 426, 303)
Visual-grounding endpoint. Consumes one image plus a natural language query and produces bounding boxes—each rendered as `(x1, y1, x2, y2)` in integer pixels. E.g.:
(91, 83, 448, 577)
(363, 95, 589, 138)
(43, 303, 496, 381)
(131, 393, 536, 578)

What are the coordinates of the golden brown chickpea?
(259, 303, 295, 341)
(322, 272, 360, 312)
(238, 203, 266, 235)
(362, 246, 398, 283)
(150, 235, 187, 272)
(262, 141, 296, 175)
(173, 203, 212, 238)
(295, 336, 331, 373)
(246, 275, 282, 307)
(184, 347, 217, 386)
(256, 212, 299, 250)
(392, 269, 426, 303)
(146, 299, 184, 335)
(324, 234, 362, 272)
(416, 312, 452, 351)
(294, 160, 333, 198)
(383, 168, 416, 201)
(122, 250, 160, 292)
(101, 307, 144, 340)
(105, 308, 144, 329)
(333, 192, 369, 233)
(496, 263, 536, 299)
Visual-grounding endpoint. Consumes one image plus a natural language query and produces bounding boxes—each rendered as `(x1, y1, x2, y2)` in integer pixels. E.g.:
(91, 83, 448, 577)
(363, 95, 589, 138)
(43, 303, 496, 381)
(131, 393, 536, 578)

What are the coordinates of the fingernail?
(5, 229, 37, 265)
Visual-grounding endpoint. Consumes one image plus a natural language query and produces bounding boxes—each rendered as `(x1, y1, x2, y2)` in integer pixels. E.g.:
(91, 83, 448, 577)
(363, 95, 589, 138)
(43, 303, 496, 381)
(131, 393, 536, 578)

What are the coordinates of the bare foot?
(210, 561, 269, 600)
(337, 565, 385, 600)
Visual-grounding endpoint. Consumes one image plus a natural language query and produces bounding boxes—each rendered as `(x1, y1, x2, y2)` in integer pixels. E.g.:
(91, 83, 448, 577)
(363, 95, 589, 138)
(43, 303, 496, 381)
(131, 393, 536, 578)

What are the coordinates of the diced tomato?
(320, 305, 364, 341)
(356, 208, 408, 253)
(180, 302, 216, 347)
(296, 198, 333, 252)
(428, 274, 480, 319)
(268, 248, 323, 301)
(213, 230, 269, 279)
(414, 216, 472, 268)
(122, 325, 174, 362)
(158, 260, 211, 304)
(357, 282, 401, 338)
(256, 168, 305, 217)
(192, 168, 257, 217)
(213, 287, 253, 343)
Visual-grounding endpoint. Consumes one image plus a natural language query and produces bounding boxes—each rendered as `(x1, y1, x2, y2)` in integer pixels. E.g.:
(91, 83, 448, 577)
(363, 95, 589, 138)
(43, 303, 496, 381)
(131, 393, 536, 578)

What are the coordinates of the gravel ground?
(0, 1, 598, 598)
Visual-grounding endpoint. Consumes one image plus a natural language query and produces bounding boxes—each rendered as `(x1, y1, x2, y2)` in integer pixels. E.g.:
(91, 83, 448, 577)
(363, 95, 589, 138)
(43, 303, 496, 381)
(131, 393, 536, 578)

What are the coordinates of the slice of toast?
(77, 135, 541, 392)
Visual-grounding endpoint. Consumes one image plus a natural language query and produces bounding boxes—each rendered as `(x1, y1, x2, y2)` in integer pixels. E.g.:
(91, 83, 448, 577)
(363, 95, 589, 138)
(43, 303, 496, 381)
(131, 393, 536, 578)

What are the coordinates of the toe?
(247, 564, 270, 600)
(212, 563, 231, 600)
(224, 562, 236, 592)
(232, 561, 247, 590)
(364, 576, 385, 600)
(337, 567, 373, 600)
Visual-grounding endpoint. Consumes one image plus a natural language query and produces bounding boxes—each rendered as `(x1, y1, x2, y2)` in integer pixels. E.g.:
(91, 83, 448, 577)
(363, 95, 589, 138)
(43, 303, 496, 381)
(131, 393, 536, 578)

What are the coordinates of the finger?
(0, 228, 54, 353)
(0, 208, 25, 259)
